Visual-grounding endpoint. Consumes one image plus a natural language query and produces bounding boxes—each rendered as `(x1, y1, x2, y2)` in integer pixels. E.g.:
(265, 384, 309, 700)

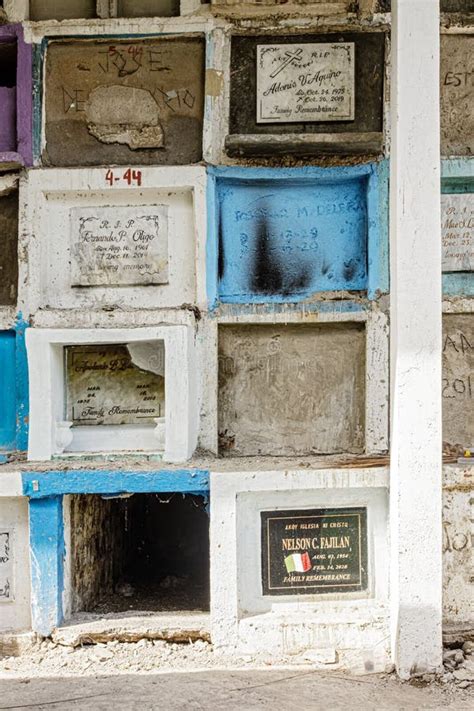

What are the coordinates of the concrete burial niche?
(227, 32, 385, 157)
(24, 167, 207, 312)
(442, 314, 474, 448)
(42, 36, 205, 166)
(209, 164, 388, 305)
(441, 35, 474, 156)
(218, 323, 366, 457)
(0, 186, 18, 307)
(67, 493, 209, 616)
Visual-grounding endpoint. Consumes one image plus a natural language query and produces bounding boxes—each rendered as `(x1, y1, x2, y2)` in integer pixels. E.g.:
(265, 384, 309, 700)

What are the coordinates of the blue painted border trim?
(29, 496, 64, 636)
(15, 314, 29, 451)
(206, 162, 389, 308)
(441, 158, 474, 297)
(22, 468, 210, 498)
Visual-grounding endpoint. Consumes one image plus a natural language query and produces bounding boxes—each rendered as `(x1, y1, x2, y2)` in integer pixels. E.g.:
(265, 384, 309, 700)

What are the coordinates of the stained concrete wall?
(442, 314, 473, 448)
(43, 36, 205, 166)
(0, 190, 18, 307)
(70, 494, 125, 613)
(218, 323, 366, 456)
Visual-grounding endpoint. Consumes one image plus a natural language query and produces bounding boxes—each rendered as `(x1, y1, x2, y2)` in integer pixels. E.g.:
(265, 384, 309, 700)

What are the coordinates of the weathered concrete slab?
(229, 33, 385, 154)
(218, 324, 366, 457)
(442, 194, 474, 272)
(43, 36, 205, 166)
(66, 344, 165, 426)
(441, 35, 474, 156)
(0, 190, 18, 306)
(442, 315, 474, 447)
(53, 611, 210, 646)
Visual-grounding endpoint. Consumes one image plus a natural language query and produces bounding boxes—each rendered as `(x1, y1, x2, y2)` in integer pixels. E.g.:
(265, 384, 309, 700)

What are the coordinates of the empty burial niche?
(0, 186, 19, 306)
(0, 42, 17, 153)
(218, 323, 366, 457)
(63, 341, 165, 453)
(69, 493, 210, 614)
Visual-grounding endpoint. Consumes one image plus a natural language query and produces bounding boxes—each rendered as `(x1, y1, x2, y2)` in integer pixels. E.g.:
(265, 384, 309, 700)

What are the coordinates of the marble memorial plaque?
(443, 315, 474, 447)
(218, 324, 366, 456)
(66, 343, 165, 426)
(442, 194, 474, 272)
(261, 508, 368, 596)
(70, 205, 169, 287)
(256, 43, 355, 124)
(0, 530, 13, 602)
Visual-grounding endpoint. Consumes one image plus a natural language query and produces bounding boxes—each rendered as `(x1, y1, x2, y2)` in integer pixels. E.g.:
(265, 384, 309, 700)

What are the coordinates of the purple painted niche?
(0, 24, 33, 167)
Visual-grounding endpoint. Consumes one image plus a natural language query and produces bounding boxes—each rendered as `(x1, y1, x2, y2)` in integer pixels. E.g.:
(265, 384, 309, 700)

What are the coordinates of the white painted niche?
(26, 326, 197, 462)
(21, 167, 207, 313)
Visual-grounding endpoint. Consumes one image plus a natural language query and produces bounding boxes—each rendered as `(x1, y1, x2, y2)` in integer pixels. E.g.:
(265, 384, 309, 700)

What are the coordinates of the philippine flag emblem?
(284, 551, 312, 574)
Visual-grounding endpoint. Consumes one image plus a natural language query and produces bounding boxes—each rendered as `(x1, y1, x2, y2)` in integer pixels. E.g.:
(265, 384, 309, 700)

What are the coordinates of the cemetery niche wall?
(42, 35, 205, 166)
(227, 32, 386, 157)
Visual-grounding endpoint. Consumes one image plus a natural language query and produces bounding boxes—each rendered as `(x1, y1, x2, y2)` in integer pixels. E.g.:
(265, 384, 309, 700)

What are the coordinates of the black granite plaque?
(261, 507, 368, 596)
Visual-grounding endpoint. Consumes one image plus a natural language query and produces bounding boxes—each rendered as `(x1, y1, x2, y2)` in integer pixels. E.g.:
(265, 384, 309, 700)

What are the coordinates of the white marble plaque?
(256, 43, 355, 124)
(442, 194, 474, 272)
(66, 344, 165, 426)
(70, 205, 169, 287)
(0, 530, 13, 602)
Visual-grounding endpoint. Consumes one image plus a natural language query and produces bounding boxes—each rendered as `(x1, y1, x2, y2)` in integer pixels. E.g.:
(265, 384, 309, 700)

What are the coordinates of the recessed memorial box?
(70, 205, 169, 287)
(27, 326, 197, 462)
(43, 36, 205, 166)
(0, 530, 13, 602)
(218, 323, 366, 456)
(66, 344, 165, 427)
(261, 507, 368, 596)
(442, 194, 474, 272)
(227, 33, 385, 157)
(0, 187, 18, 306)
(215, 174, 370, 302)
(442, 315, 474, 447)
(441, 35, 474, 156)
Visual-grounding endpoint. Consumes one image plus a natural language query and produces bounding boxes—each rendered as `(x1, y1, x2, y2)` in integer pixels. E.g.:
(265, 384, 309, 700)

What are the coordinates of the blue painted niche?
(207, 163, 388, 306)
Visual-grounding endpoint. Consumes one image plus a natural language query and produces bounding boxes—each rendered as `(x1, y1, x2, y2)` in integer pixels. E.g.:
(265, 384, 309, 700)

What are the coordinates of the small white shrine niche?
(26, 326, 197, 462)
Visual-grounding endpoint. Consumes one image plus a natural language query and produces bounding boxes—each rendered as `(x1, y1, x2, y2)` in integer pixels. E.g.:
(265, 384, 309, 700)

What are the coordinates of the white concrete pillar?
(390, 0, 443, 678)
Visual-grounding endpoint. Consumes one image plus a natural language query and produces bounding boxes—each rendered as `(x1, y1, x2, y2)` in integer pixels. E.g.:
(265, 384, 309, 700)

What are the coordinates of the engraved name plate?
(0, 530, 13, 602)
(256, 43, 355, 124)
(442, 194, 474, 272)
(261, 507, 368, 596)
(70, 205, 169, 287)
(66, 344, 165, 426)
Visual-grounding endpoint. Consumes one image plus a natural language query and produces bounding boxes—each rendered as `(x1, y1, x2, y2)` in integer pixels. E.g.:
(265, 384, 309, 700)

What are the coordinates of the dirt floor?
(0, 668, 472, 710)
